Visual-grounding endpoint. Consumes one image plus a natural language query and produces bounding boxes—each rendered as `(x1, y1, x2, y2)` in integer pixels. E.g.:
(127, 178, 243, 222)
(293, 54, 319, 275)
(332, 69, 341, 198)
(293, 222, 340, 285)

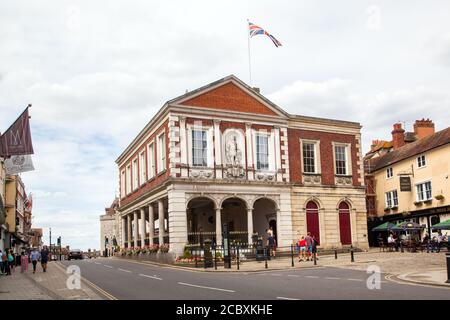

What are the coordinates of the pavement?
(60, 257, 450, 300)
(0, 261, 104, 300)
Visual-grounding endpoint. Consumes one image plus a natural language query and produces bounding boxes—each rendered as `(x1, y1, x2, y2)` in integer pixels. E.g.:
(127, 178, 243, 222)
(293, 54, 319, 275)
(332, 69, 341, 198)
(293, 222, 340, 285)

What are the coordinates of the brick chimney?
(414, 118, 435, 139)
(391, 123, 405, 150)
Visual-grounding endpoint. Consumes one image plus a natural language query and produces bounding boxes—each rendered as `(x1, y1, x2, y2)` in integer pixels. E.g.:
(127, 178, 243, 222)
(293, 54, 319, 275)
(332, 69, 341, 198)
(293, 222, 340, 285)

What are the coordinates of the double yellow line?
(55, 261, 118, 300)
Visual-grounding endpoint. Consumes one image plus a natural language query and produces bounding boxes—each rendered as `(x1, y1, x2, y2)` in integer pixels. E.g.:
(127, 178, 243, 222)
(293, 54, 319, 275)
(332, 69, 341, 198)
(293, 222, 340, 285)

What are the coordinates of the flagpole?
(247, 19, 252, 86)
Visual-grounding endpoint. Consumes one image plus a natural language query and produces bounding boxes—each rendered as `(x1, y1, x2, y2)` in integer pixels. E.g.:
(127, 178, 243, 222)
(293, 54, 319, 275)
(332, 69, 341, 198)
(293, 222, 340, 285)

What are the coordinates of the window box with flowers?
(435, 194, 445, 201)
(384, 207, 391, 212)
(423, 199, 433, 205)
(413, 201, 423, 206)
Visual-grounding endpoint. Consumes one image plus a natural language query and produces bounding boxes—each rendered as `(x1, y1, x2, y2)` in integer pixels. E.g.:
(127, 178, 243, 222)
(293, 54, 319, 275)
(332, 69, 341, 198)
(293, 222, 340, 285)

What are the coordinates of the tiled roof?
(371, 126, 450, 171)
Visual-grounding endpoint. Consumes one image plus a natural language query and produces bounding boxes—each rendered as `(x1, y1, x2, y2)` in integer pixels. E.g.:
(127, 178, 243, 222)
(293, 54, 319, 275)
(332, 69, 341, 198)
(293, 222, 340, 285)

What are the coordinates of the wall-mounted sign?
(400, 176, 412, 191)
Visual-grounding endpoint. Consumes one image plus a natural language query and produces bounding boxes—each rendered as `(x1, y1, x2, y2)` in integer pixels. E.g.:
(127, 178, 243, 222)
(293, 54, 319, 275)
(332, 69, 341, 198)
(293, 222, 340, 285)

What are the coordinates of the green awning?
(372, 222, 396, 232)
(431, 219, 450, 230)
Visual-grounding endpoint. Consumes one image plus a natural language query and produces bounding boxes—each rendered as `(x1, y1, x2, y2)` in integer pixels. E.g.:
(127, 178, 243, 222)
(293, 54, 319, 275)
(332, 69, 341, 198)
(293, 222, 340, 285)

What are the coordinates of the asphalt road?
(60, 258, 450, 300)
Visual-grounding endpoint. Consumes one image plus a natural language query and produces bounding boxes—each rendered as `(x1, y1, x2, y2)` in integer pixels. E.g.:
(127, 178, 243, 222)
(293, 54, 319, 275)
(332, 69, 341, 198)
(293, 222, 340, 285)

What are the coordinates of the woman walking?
(20, 251, 29, 273)
(30, 248, 40, 274)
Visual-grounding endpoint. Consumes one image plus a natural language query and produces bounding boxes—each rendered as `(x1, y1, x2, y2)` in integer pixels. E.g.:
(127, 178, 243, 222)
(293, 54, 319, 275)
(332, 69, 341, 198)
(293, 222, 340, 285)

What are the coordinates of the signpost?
(223, 223, 231, 269)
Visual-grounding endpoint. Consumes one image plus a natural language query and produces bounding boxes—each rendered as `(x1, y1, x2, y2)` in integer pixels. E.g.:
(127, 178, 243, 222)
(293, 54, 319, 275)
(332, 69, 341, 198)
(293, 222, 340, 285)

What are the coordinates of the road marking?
(347, 278, 363, 282)
(103, 265, 113, 268)
(139, 274, 162, 281)
(94, 262, 101, 265)
(287, 275, 300, 278)
(271, 273, 282, 276)
(305, 276, 319, 279)
(277, 296, 301, 300)
(118, 268, 132, 273)
(325, 277, 341, 280)
(178, 282, 235, 293)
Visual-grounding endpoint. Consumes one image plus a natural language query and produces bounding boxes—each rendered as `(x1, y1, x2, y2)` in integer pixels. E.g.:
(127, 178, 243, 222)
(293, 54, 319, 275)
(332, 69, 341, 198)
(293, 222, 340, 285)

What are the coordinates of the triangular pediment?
(169, 75, 288, 118)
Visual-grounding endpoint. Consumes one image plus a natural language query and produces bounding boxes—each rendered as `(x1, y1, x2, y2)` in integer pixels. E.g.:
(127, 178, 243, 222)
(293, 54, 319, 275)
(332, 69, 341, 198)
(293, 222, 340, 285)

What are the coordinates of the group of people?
(383, 230, 449, 252)
(297, 232, 319, 262)
(0, 246, 50, 276)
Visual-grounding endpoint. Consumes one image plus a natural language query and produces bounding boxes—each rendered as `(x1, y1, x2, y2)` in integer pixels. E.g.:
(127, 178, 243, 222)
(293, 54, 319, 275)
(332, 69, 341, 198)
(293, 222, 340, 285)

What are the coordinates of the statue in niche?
(225, 134, 242, 166)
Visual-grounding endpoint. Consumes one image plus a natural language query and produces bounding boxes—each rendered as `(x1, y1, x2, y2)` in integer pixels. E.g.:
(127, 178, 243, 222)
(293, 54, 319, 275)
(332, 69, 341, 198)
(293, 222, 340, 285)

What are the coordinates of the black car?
(68, 249, 83, 260)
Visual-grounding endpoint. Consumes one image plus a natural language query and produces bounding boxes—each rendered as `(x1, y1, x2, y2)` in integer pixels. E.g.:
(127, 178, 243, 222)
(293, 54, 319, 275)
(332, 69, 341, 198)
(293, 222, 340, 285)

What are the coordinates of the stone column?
(158, 199, 165, 244)
(213, 119, 222, 179)
(149, 204, 155, 245)
(276, 209, 282, 245)
(245, 123, 254, 180)
(215, 207, 222, 245)
(140, 208, 146, 247)
(247, 208, 254, 245)
(127, 214, 132, 246)
(121, 216, 126, 248)
(133, 211, 139, 247)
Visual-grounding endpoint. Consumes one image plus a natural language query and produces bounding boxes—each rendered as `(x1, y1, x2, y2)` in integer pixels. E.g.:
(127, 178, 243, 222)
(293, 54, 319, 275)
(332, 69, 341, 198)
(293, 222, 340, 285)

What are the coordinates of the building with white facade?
(116, 75, 369, 255)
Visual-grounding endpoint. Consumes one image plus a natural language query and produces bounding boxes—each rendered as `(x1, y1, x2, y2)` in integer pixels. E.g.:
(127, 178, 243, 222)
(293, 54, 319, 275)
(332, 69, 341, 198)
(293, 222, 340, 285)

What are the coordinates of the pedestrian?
(311, 235, 319, 261)
(305, 232, 313, 261)
(30, 248, 40, 274)
(298, 236, 306, 262)
(20, 251, 29, 273)
(0, 250, 4, 275)
(40, 246, 49, 272)
(7, 250, 15, 273)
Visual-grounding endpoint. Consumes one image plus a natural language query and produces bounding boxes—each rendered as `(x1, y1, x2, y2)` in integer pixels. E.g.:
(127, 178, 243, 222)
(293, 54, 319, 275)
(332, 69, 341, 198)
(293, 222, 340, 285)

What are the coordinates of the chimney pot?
(391, 123, 406, 150)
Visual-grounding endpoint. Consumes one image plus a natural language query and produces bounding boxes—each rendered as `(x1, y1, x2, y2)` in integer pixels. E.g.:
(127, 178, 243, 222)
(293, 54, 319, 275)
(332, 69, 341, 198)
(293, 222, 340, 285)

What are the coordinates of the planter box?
(116, 252, 175, 265)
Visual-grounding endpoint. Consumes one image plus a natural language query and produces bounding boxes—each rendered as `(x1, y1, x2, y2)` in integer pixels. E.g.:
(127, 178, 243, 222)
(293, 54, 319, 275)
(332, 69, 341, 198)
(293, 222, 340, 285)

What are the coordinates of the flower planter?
(413, 201, 423, 206)
(435, 195, 444, 201)
(117, 252, 175, 264)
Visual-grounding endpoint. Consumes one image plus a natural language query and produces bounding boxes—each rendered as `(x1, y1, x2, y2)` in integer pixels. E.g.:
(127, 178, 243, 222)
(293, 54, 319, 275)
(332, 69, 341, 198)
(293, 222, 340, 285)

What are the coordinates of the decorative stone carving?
(190, 169, 213, 179)
(303, 174, 321, 185)
(256, 173, 275, 182)
(223, 129, 245, 179)
(335, 176, 353, 185)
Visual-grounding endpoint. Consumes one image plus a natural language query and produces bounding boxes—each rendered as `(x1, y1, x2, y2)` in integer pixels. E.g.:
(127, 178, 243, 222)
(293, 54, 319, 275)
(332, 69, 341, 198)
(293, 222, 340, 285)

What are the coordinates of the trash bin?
(256, 237, 265, 261)
(203, 239, 214, 268)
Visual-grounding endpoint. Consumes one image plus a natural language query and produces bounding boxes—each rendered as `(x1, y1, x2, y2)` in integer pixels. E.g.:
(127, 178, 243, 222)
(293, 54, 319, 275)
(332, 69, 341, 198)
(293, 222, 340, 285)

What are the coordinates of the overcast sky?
(1, 1, 449, 250)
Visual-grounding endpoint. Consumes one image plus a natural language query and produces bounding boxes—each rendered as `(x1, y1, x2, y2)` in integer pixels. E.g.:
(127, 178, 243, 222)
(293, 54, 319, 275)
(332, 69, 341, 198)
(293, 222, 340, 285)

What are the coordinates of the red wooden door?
(306, 201, 320, 244)
(339, 202, 352, 245)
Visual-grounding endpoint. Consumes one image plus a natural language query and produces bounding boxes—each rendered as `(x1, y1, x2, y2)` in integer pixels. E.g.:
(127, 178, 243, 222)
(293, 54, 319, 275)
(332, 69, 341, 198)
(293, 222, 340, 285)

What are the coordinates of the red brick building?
(116, 75, 368, 255)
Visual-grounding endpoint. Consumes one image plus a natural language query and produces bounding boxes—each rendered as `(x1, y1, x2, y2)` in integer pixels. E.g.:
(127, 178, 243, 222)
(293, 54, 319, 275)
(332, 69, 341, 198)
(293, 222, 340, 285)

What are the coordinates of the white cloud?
(1, 0, 450, 250)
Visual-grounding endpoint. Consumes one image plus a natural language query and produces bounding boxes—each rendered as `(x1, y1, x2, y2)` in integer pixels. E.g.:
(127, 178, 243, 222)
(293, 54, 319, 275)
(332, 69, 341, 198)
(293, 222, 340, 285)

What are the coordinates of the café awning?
(431, 219, 450, 230)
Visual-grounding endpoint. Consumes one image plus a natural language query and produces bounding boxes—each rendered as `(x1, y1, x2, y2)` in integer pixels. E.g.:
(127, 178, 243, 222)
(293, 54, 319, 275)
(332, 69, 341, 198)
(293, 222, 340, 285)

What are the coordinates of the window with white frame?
(302, 142, 317, 173)
(126, 165, 131, 195)
(139, 151, 146, 185)
(256, 135, 269, 170)
(157, 133, 166, 173)
(417, 155, 426, 168)
(386, 167, 393, 179)
(120, 170, 125, 198)
(192, 130, 208, 167)
(147, 143, 155, 179)
(385, 190, 398, 208)
(416, 181, 432, 201)
(132, 158, 138, 190)
(334, 145, 348, 175)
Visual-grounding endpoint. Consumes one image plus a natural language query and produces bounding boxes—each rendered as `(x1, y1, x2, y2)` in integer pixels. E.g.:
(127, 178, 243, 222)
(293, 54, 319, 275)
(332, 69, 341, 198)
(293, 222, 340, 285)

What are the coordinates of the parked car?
(68, 249, 83, 260)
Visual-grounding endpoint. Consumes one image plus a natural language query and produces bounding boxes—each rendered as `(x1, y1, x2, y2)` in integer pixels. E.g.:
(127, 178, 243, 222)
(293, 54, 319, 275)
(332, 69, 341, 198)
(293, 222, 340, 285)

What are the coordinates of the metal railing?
(187, 231, 249, 246)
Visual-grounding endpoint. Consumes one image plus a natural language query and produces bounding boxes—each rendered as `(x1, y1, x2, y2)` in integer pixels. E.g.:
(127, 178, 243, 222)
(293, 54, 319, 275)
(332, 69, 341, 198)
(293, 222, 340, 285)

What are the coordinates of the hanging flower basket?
(435, 194, 445, 201)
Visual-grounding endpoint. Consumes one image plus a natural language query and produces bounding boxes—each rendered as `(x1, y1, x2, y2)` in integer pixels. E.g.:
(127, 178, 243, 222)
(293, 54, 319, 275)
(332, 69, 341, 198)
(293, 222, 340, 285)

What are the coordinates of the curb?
(386, 273, 450, 289)
(112, 256, 324, 273)
(22, 268, 63, 300)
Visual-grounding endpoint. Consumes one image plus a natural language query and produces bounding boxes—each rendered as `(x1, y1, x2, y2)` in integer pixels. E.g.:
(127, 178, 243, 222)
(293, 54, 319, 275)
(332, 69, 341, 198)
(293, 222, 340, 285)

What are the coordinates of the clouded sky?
(1, 1, 449, 250)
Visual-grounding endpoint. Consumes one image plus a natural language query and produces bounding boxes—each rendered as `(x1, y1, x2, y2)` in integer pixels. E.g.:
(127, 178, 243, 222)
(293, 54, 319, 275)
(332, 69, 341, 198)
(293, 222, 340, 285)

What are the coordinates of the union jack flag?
(248, 21, 282, 47)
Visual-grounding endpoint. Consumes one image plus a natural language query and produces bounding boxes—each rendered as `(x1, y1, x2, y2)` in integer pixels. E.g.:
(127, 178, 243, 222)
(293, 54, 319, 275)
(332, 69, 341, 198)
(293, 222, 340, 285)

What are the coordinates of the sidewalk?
(0, 261, 104, 300)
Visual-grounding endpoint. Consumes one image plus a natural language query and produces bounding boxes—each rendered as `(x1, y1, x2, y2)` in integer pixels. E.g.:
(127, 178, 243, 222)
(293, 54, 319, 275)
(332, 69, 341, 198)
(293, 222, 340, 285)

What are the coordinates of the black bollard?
(195, 250, 198, 268)
(214, 246, 217, 270)
(265, 247, 268, 269)
(400, 241, 404, 253)
(427, 240, 430, 253)
(350, 247, 355, 262)
(291, 245, 294, 267)
(446, 253, 450, 283)
(335, 249, 338, 259)
(314, 252, 317, 265)
(237, 247, 240, 270)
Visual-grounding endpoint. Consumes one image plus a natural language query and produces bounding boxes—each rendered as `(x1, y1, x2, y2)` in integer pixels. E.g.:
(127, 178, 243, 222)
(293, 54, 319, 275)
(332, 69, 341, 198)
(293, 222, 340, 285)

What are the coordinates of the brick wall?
(119, 120, 170, 207)
(288, 129, 361, 186)
(181, 82, 277, 116)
